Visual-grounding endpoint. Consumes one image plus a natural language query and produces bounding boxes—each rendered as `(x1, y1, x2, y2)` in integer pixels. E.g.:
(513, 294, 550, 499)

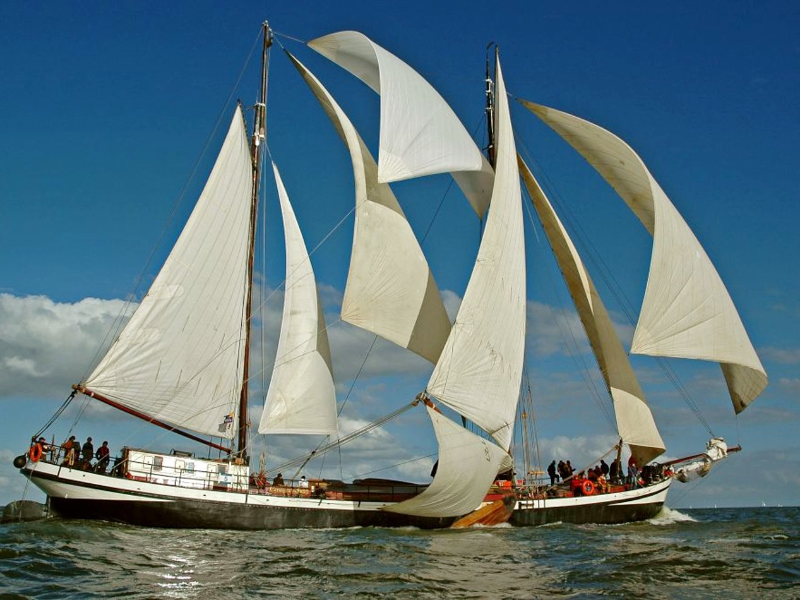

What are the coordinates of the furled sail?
(519, 159, 665, 465)
(82, 107, 253, 438)
(427, 58, 525, 450)
(520, 101, 767, 413)
(259, 163, 338, 436)
(308, 30, 494, 218)
(383, 406, 509, 517)
(288, 53, 450, 364)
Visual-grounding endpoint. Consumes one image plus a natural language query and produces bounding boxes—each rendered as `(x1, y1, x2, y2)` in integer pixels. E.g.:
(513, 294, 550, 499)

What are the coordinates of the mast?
(238, 21, 273, 458)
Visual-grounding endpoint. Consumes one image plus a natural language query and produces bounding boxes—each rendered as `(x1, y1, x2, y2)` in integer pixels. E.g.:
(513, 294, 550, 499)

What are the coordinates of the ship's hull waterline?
(22, 461, 670, 529)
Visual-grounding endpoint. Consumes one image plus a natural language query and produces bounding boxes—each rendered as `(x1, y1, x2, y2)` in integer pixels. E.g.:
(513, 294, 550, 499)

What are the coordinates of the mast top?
(263, 21, 274, 48)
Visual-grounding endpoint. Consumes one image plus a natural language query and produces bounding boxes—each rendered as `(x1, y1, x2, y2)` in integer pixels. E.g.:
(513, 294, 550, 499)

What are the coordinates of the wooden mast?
(238, 22, 273, 459)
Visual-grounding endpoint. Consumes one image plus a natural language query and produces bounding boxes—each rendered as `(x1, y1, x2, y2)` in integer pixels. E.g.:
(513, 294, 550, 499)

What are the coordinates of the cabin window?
(186, 462, 195, 474)
(175, 459, 185, 473)
(153, 456, 163, 472)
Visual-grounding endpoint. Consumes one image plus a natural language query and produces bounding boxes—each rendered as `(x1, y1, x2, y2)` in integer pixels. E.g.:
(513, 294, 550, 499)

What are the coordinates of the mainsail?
(288, 53, 451, 364)
(388, 55, 522, 517)
(259, 162, 338, 436)
(82, 107, 253, 438)
(426, 57, 526, 451)
(309, 31, 494, 218)
(519, 159, 665, 466)
(520, 101, 767, 413)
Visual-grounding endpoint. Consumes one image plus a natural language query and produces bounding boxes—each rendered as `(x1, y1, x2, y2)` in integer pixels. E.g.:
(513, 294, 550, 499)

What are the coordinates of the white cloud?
(0, 294, 134, 399)
(534, 433, 620, 472)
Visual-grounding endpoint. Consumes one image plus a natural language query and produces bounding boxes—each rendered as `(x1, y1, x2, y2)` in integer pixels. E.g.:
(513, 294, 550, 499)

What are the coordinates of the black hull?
(510, 499, 664, 526)
(510, 480, 671, 526)
(48, 496, 453, 530)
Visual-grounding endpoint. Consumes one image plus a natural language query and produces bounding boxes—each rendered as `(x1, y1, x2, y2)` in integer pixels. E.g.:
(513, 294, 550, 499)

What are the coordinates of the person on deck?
(95, 441, 110, 473)
(299, 476, 309, 488)
(547, 461, 558, 486)
(570, 471, 585, 496)
(62, 436, 76, 466)
(609, 458, 620, 483)
(627, 455, 639, 486)
(600, 459, 609, 477)
(82, 437, 94, 469)
(273, 473, 284, 486)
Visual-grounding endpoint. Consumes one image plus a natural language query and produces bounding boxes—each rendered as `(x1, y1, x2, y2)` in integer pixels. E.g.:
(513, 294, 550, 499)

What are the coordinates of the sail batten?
(427, 58, 525, 449)
(288, 53, 451, 363)
(521, 100, 767, 413)
(308, 31, 494, 218)
(259, 162, 338, 436)
(82, 107, 254, 438)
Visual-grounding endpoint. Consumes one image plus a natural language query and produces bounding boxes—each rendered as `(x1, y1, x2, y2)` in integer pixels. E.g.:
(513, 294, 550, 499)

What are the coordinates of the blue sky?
(1, 2, 799, 509)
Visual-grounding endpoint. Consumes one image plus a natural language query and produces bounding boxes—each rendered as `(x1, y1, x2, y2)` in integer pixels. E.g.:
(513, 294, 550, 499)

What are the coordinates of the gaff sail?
(82, 107, 253, 438)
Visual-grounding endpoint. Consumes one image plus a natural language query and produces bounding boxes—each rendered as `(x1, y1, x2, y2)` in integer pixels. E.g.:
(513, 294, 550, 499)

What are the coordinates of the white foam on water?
(648, 506, 697, 525)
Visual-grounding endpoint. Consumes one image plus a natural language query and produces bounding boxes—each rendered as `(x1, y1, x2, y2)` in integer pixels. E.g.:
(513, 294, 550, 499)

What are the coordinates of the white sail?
(259, 163, 338, 436)
(288, 53, 450, 364)
(383, 405, 509, 517)
(308, 30, 494, 218)
(519, 160, 665, 465)
(83, 107, 253, 438)
(427, 58, 525, 450)
(521, 101, 767, 413)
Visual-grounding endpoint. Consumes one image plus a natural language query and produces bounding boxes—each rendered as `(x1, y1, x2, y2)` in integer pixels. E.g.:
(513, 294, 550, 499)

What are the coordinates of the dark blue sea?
(1, 506, 797, 598)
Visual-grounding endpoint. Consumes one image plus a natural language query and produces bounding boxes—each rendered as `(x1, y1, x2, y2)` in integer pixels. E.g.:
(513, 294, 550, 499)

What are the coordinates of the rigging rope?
(519, 183, 616, 431)
(267, 400, 420, 477)
(33, 392, 76, 439)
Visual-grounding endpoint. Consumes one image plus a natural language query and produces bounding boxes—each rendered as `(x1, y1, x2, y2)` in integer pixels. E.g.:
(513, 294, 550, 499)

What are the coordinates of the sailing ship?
(16, 23, 766, 529)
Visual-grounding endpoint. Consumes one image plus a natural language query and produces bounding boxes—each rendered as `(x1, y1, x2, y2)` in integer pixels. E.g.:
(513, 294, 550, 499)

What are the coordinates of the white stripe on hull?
(515, 478, 671, 511)
(24, 461, 401, 514)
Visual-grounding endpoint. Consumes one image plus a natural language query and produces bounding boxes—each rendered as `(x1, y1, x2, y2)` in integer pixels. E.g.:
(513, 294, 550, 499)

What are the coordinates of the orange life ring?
(581, 480, 595, 496)
(29, 443, 43, 463)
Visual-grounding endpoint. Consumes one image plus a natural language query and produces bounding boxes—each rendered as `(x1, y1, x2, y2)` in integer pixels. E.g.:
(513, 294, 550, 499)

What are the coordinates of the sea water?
(1, 506, 797, 598)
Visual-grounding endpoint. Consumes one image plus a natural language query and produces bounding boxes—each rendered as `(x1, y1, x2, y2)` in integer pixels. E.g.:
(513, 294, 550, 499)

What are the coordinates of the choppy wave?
(1, 507, 797, 598)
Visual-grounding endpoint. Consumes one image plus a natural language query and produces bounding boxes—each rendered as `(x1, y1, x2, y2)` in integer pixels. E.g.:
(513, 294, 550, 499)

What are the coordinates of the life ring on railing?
(581, 480, 595, 496)
(29, 443, 43, 463)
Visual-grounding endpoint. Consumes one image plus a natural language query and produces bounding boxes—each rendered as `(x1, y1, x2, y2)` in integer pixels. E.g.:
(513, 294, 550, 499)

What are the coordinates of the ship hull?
(22, 461, 670, 529)
(511, 478, 671, 526)
(21, 461, 454, 529)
